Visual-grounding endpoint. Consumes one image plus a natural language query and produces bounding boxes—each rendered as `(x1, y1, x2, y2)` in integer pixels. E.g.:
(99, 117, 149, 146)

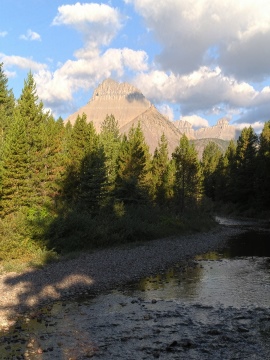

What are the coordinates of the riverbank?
(0, 224, 244, 331)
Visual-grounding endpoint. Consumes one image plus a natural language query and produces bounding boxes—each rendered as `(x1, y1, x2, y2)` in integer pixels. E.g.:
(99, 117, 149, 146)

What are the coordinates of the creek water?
(1, 217, 270, 359)
(121, 216, 270, 308)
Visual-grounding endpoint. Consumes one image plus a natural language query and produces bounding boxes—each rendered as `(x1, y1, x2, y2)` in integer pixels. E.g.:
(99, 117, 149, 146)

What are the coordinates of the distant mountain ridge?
(174, 118, 240, 140)
(65, 79, 238, 154)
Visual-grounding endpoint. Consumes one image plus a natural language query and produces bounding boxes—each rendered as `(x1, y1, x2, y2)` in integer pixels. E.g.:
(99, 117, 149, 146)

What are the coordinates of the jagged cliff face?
(65, 79, 183, 153)
(66, 79, 151, 132)
(174, 120, 196, 139)
(195, 118, 238, 140)
(174, 118, 238, 141)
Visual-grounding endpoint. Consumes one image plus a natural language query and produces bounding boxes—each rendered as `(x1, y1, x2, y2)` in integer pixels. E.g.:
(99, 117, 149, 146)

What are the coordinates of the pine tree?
(77, 147, 107, 214)
(0, 62, 15, 139)
(151, 134, 173, 205)
(215, 140, 237, 203)
(62, 113, 98, 204)
(234, 127, 258, 206)
(0, 72, 64, 216)
(201, 142, 222, 200)
(257, 121, 270, 210)
(1, 72, 53, 214)
(0, 113, 30, 215)
(172, 134, 202, 212)
(99, 115, 121, 193)
(40, 116, 66, 210)
(115, 124, 151, 204)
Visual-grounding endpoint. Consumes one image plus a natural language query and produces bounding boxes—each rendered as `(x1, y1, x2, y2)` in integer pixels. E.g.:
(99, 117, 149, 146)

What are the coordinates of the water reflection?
(121, 225, 270, 308)
(124, 265, 204, 302)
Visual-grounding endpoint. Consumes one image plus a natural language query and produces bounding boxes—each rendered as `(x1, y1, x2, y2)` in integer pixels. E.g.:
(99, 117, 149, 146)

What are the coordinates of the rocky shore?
(2, 223, 270, 359)
(0, 225, 242, 330)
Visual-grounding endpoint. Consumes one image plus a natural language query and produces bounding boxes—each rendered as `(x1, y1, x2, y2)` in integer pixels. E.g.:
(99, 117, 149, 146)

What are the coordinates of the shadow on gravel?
(0, 259, 101, 359)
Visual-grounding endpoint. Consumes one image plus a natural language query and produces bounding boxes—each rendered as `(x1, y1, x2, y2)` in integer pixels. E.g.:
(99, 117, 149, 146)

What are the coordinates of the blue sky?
(1, 0, 270, 131)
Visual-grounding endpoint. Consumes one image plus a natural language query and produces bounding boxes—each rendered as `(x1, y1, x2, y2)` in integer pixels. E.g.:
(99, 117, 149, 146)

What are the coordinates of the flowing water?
(121, 217, 270, 308)
(1, 217, 270, 359)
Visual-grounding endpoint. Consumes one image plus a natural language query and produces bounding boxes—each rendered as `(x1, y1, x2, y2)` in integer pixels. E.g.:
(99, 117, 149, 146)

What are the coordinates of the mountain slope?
(65, 79, 183, 153)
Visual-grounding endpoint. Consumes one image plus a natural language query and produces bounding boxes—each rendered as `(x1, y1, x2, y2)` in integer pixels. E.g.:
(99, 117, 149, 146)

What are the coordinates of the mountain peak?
(90, 78, 145, 102)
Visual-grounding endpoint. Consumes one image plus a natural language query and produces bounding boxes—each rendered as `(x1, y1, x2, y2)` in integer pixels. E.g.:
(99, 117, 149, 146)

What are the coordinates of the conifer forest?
(0, 63, 270, 265)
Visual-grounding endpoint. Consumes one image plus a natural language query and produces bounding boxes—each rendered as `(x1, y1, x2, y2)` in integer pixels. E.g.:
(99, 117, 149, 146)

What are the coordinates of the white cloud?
(180, 115, 209, 128)
(0, 31, 7, 37)
(19, 29, 41, 41)
(5, 70, 16, 78)
(234, 121, 265, 133)
(127, 0, 270, 81)
(0, 53, 47, 71)
(52, 3, 123, 49)
(34, 47, 148, 115)
(133, 67, 261, 114)
(157, 104, 174, 120)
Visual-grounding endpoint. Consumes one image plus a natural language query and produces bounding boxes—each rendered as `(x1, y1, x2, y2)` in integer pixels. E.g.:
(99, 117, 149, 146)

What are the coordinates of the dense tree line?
(0, 64, 269, 259)
(201, 124, 270, 214)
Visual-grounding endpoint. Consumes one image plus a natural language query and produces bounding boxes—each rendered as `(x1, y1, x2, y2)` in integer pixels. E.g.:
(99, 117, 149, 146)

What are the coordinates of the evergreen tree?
(1, 72, 53, 214)
(62, 113, 98, 204)
(201, 142, 222, 200)
(77, 147, 107, 214)
(40, 116, 66, 210)
(115, 124, 151, 204)
(215, 140, 237, 203)
(0, 62, 15, 138)
(234, 127, 258, 206)
(257, 121, 270, 210)
(172, 135, 202, 212)
(151, 134, 173, 205)
(0, 113, 30, 215)
(99, 115, 121, 193)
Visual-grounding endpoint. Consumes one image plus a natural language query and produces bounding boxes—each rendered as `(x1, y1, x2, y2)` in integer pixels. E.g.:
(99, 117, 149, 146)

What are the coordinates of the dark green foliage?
(201, 142, 223, 200)
(45, 203, 214, 253)
(0, 115, 30, 215)
(256, 121, 270, 210)
(61, 113, 98, 204)
(151, 134, 174, 205)
(99, 115, 121, 192)
(234, 127, 258, 207)
(172, 134, 202, 212)
(0, 63, 15, 137)
(115, 124, 152, 204)
(77, 148, 108, 213)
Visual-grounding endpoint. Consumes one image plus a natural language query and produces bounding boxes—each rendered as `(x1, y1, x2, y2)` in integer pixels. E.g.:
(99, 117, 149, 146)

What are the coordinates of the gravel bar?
(0, 225, 243, 330)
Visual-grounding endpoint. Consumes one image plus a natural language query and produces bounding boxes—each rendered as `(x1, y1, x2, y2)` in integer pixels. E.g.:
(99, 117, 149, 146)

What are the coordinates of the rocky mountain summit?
(175, 118, 239, 140)
(66, 79, 238, 154)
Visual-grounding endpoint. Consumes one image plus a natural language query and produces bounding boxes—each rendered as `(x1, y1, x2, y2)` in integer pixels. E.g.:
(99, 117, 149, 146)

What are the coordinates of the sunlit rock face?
(66, 79, 151, 131)
(173, 118, 238, 141)
(195, 118, 238, 140)
(173, 120, 196, 139)
(121, 105, 183, 154)
(65, 79, 183, 154)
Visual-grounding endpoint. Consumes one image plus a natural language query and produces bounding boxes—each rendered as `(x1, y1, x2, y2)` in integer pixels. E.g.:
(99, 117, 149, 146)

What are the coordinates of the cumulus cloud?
(234, 121, 265, 133)
(0, 53, 47, 71)
(34, 47, 148, 115)
(52, 3, 123, 49)
(19, 29, 41, 41)
(127, 0, 270, 82)
(0, 31, 7, 37)
(133, 67, 261, 115)
(157, 104, 174, 120)
(180, 115, 209, 128)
